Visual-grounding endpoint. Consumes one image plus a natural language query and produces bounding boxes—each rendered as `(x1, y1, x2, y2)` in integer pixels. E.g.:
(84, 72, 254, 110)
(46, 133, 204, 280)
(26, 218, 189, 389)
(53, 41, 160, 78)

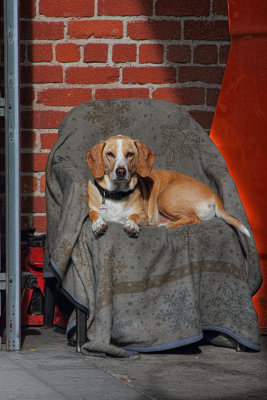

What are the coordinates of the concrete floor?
(0, 327, 267, 400)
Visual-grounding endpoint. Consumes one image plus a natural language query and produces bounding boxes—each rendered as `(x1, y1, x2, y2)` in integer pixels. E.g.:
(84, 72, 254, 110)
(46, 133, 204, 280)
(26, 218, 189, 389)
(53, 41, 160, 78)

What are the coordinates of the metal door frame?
(3, 0, 21, 351)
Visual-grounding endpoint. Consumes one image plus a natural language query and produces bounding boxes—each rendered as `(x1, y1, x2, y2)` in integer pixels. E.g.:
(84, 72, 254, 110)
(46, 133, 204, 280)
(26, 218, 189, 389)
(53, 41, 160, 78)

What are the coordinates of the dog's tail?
(215, 200, 250, 238)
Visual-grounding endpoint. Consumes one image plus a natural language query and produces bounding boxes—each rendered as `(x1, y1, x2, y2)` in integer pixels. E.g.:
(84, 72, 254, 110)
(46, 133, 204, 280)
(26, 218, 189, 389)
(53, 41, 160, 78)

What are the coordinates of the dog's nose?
(116, 166, 126, 177)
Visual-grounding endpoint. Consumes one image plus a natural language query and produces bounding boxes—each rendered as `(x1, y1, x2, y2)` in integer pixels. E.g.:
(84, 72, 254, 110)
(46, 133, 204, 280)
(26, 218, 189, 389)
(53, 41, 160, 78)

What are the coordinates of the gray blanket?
(44, 99, 262, 357)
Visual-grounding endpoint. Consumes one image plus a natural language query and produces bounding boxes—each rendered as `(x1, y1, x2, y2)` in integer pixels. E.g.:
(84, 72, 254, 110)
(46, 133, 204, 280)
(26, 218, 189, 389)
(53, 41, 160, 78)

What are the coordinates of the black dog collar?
(94, 179, 135, 201)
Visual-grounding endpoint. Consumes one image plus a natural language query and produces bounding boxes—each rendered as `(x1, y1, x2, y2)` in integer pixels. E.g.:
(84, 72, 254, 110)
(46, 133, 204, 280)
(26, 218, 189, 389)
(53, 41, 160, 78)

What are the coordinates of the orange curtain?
(210, 0, 267, 328)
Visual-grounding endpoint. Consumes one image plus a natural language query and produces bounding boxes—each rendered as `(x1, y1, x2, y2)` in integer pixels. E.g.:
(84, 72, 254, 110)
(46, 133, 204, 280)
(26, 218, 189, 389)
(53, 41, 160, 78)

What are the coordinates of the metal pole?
(4, 0, 21, 351)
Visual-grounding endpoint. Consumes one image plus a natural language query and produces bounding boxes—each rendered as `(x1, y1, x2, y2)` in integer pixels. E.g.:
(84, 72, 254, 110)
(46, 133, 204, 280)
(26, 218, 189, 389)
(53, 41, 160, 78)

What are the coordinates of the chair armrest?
(205, 162, 249, 227)
(199, 142, 261, 295)
(52, 161, 89, 229)
(45, 161, 89, 272)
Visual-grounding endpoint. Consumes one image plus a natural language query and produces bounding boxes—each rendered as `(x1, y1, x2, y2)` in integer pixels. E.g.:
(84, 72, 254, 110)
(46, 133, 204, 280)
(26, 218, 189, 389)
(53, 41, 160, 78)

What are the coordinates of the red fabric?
(210, 0, 267, 327)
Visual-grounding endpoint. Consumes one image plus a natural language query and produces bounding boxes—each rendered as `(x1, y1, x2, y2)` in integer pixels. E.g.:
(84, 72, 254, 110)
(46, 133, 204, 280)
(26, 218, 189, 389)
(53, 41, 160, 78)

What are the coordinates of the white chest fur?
(101, 198, 135, 224)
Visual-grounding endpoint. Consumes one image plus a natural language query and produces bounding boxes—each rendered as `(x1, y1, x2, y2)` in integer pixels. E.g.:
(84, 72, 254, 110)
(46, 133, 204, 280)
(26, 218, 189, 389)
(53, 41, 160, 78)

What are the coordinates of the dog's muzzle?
(116, 166, 127, 179)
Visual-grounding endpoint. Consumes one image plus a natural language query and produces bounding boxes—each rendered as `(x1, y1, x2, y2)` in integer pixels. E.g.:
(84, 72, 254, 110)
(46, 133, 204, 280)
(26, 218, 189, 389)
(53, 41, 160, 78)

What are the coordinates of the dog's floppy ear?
(134, 140, 155, 177)
(86, 141, 106, 179)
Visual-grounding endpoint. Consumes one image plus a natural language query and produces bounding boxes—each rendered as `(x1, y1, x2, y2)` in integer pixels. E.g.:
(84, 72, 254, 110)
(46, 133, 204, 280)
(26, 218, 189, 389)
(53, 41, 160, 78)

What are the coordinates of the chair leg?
(235, 342, 245, 352)
(44, 278, 56, 327)
(76, 308, 87, 352)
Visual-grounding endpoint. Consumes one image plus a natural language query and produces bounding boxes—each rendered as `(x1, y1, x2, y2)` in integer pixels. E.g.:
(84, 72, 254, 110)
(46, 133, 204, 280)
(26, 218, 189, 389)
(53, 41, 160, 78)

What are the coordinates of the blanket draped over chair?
(44, 99, 262, 357)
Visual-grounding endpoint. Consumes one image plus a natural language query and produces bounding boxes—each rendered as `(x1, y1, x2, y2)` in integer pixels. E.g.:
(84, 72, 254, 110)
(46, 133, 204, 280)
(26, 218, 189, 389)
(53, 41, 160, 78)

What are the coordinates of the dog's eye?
(126, 152, 134, 158)
(106, 152, 115, 158)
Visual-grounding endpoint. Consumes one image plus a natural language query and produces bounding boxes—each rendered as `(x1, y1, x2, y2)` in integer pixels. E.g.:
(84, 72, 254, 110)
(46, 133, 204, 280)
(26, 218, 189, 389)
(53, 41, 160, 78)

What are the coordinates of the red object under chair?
(210, 0, 267, 328)
(21, 245, 45, 326)
(21, 236, 67, 328)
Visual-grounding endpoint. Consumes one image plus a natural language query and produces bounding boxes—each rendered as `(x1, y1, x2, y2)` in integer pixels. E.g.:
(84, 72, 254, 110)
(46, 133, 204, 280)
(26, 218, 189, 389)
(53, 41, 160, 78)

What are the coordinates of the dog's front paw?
(92, 217, 107, 236)
(124, 219, 139, 238)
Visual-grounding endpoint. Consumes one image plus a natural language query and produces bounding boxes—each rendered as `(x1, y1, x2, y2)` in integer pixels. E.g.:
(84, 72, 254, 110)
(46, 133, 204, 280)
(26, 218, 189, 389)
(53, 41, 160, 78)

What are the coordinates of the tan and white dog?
(86, 135, 250, 238)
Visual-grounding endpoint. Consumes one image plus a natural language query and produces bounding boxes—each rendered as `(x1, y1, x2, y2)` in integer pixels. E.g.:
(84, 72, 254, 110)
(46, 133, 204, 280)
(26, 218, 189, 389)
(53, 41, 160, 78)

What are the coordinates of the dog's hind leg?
(157, 183, 201, 228)
(159, 214, 201, 228)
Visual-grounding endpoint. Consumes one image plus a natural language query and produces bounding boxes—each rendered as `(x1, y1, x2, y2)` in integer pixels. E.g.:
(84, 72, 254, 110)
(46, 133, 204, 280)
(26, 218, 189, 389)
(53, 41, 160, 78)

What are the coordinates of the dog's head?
(86, 136, 155, 183)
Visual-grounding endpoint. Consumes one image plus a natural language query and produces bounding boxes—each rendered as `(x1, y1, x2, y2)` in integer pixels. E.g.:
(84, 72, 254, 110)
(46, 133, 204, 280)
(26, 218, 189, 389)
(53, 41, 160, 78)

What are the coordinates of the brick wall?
(1, 0, 230, 233)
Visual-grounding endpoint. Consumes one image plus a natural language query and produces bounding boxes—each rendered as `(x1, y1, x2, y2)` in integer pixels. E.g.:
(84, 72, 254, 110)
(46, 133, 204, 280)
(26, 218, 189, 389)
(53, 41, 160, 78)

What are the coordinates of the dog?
(86, 135, 250, 238)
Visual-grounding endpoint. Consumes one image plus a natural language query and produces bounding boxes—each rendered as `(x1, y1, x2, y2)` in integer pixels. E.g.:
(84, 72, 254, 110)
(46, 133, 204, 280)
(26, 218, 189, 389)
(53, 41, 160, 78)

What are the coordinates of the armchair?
(44, 99, 261, 356)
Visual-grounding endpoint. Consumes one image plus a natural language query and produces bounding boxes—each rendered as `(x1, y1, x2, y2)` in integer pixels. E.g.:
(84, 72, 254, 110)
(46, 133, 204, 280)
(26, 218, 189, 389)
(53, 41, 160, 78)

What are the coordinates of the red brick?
(68, 20, 123, 39)
(139, 44, 164, 64)
(123, 67, 176, 84)
(156, 0, 210, 16)
(40, 133, 58, 149)
(56, 43, 80, 63)
(21, 65, 63, 84)
(37, 88, 92, 106)
(219, 44, 230, 64)
(33, 216, 47, 233)
(127, 20, 181, 40)
(213, 0, 228, 15)
(21, 110, 67, 129)
(152, 87, 205, 105)
(20, 0, 36, 18)
(193, 45, 218, 64)
(21, 131, 37, 148)
(98, 0, 153, 16)
(20, 44, 26, 63)
(21, 87, 35, 106)
(179, 66, 225, 84)
(206, 88, 221, 107)
(20, 21, 64, 40)
(40, 174, 46, 193)
(189, 110, 215, 130)
(112, 44, 136, 63)
(21, 196, 46, 213)
(84, 44, 108, 63)
(167, 45, 191, 63)
(21, 176, 38, 194)
(95, 88, 149, 100)
(184, 20, 230, 41)
(39, 0, 94, 17)
(21, 153, 49, 173)
(66, 67, 119, 84)
(21, 216, 31, 231)
(28, 44, 53, 62)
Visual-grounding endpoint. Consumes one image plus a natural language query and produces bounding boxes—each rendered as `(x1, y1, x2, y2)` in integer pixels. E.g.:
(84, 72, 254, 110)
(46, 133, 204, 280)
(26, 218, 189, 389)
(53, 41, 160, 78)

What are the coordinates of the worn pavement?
(0, 327, 266, 400)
